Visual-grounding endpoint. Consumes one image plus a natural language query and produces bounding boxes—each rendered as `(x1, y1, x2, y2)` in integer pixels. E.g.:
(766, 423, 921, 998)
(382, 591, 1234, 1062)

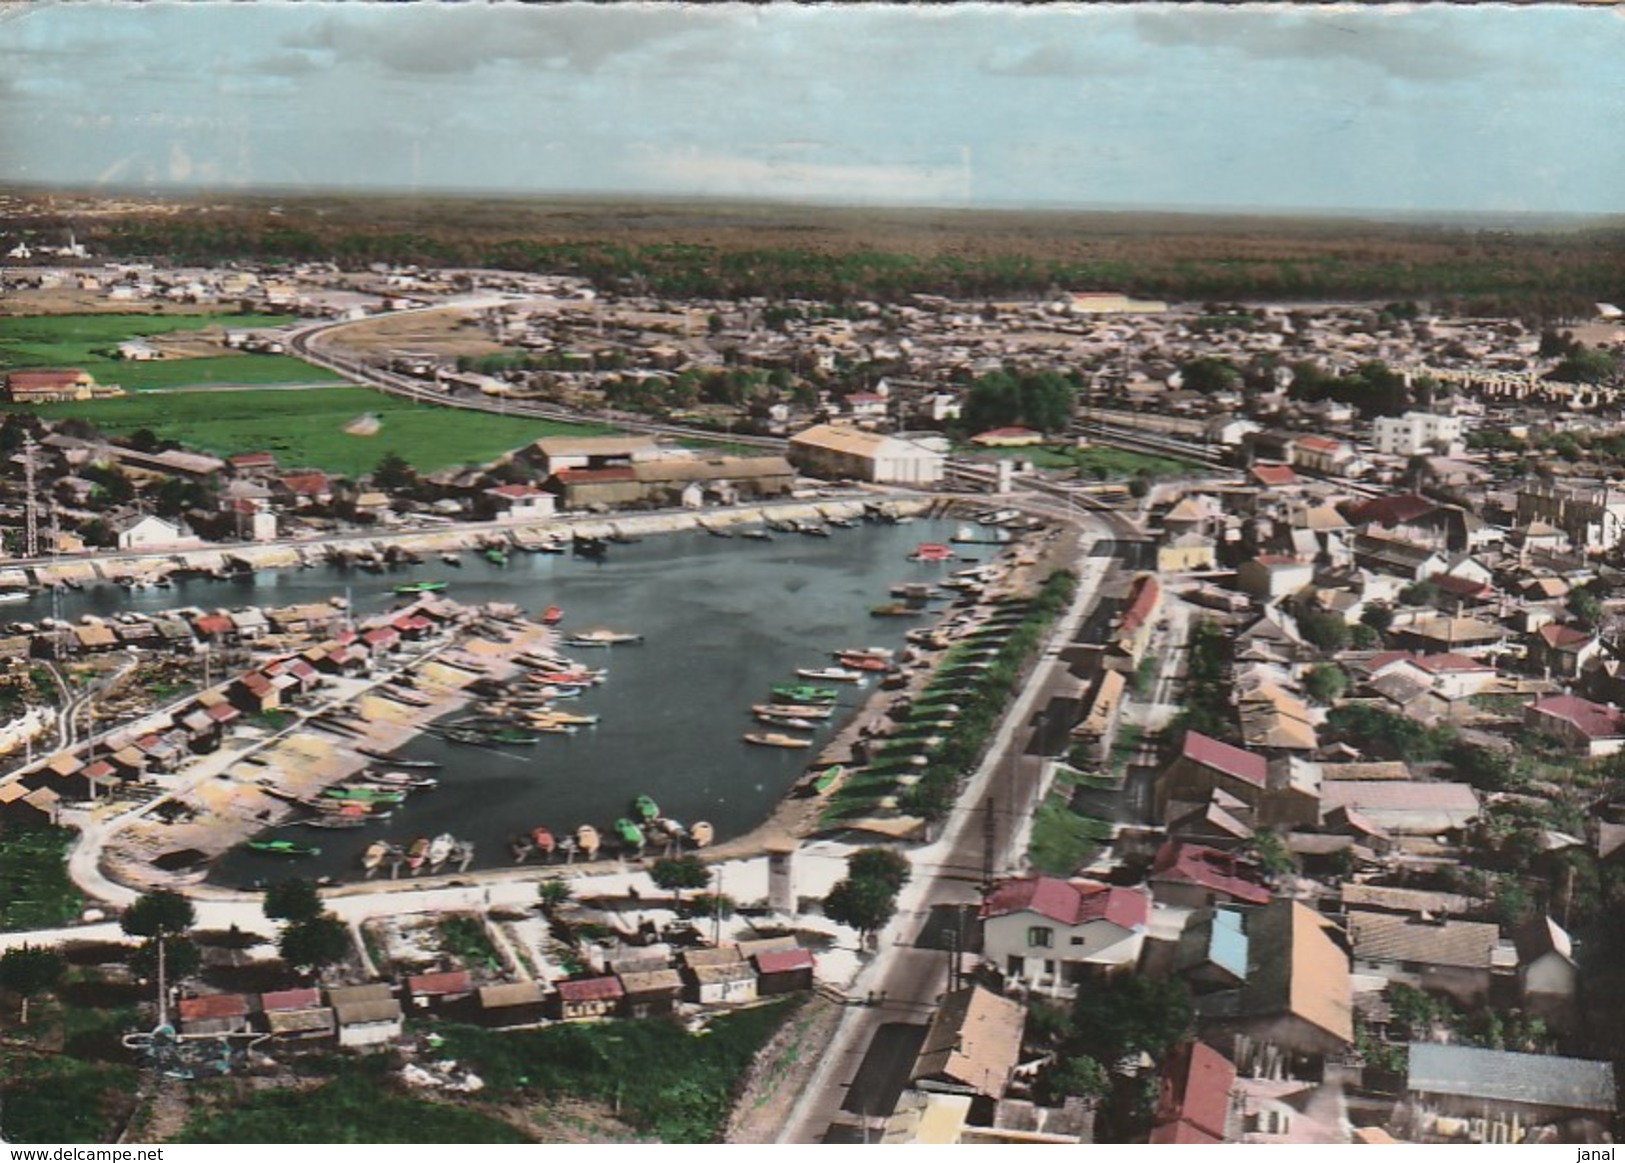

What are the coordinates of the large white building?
(787, 423, 945, 485)
(1371, 411, 1464, 456)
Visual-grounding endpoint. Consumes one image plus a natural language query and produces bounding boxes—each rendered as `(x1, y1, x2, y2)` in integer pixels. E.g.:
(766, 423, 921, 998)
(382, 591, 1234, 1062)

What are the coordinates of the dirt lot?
(325, 309, 509, 360)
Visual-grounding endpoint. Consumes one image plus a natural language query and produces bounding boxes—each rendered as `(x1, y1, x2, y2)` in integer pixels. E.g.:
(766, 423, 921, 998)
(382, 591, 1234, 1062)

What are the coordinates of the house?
(404, 969, 473, 1010)
(1395, 615, 1506, 658)
(1516, 480, 1625, 556)
(483, 483, 556, 523)
(1372, 412, 1465, 457)
(842, 391, 889, 422)
(1110, 573, 1161, 664)
(1346, 909, 1506, 1008)
(788, 423, 945, 485)
(176, 992, 251, 1037)
(1150, 1040, 1237, 1144)
(615, 966, 683, 1017)
(979, 876, 1148, 992)
(1405, 1044, 1616, 1132)
(1513, 916, 1578, 1025)
(1250, 463, 1301, 490)
(1156, 731, 1270, 822)
(227, 451, 278, 476)
(679, 947, 758, 1005)
(1158, 532, 1218, 574)
(1148, 841, 1272, 909)
(1236, 556, 1314, 603)
(0, 779, 61, 827)
(274, 471, 334, 507)
(260, 987, 335, 1040)
(1318, 780, 1480, 835)
(1069, 668, 1127, 766)
(328, 983, 403, 1048)
(6, 368, 118, 403)
(1533, 622, 1606, 679)
(1291, 434, 1357, 476)
(552, 976, 625, 1021)
(911, 986, 1026, 1111)
(530, 434, 663, 478)
(1173, 906, 1251, 994)
(1352, 532, 1449, 582)
(1197, 899, 1353, 1066)
(1365, 651, 1499, 702)
(752, 947, 816, 995)
(1525, 694, 1625, 758)
(476, 981, 548, 1028)
(116, 515, 187, 552)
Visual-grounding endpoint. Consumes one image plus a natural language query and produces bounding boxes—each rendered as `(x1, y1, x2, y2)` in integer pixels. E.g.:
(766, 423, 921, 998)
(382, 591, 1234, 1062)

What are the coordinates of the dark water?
(106, 520, 973, 885)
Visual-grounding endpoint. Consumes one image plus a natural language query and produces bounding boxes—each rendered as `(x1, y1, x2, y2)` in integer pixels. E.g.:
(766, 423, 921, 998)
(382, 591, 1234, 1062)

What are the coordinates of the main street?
(776, 505, 1124, 1143)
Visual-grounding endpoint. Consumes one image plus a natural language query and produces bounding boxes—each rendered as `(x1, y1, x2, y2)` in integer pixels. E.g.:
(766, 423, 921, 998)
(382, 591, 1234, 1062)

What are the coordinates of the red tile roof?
(193, 614, 234, 636)
(980, 875, 1149, 930)
(1118, 574, 1161, 637)
(177, 993, 249, 1021)
(1347, 493, 1437, 528)
(556, 975, 625, 1002)
(754, 948, 817, 975)
(1370, 650, 1494, 675)
(1530, 694, 1625, 741)
(1295, 435, 1344, 453)
(7, 368, 88, 390)
(486, 483, 546, 499)
(1180, 731, 1267, 787)
(278, 472, 331, 496)
(1432, 573, 1493, 599)
(260, 987, 321, 1012)
(1152, 1040, 1236, 1144)
(1538, 623, 1595, 651)
(1250, 463, 1299, 487)
(405, 970, 472, 997)
(1150, 841, 1272, 905)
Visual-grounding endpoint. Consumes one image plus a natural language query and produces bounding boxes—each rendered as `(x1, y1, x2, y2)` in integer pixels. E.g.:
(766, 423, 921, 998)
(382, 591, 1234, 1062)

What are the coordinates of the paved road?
(776, 508, 1124, 1143)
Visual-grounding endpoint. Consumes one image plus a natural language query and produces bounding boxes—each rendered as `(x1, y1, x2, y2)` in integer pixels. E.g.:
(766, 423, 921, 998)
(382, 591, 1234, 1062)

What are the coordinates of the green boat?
(393, 580, 449, 595)
(320, 786, 408, 804)
(813, 764, 847, 795)
(489, 727, 543, 745)
(484, 547, 510, 566)
(633, 794, 660, 822)
(771, 684, 840, 704)
(613, 817, 646, 848)
(248, 839, 322, 857)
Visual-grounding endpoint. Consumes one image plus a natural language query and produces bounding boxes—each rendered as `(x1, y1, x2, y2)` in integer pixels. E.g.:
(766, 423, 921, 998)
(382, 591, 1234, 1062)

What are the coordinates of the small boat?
(535, 539, 568, 555)
(531, 826, 556, 855)
(484, 547, 509, 566)
(752, 702, 834, 719)
(755, 711, 818, 730)
(633, 794, 660, 822)
(427, 833, 455, 868)
(827, 516, 859, 529)
(771, 684, 839, 704)
(838, 654, 890, 672)
(510, 834, 535, 862)
(567, 628, 644, 647)
(653, 817, 686, 841)
(871, 602, 924, 618)
(361, 840, 392, 871)
(303, 815, 367, 830)
(909, 542, 954, 562)
(356, 748, 440, 769)
(405, 836, 430, 874)
(744, 732, 814, 749)
(576, 824, 601, 859)
(836, 646, 895, 662)
(440, 552, 463, 567)
(739, 528, 773, 541)
(796, 666, 863, 683)
(248, 838, 322, 857)
(813, 764, 848, 796)
(703, 524, 733, 538)
(393, 580, 448, 595)
(796, 521, 830, 537)
(541, 604, 564, 626)
(321, 786, 407, 804)
(368, 771, 439, 790)
(614, 817, 646, 848)
(689, 821, 714, 849)
(527, 670, 601, 687)
(0, 590, 30, 605)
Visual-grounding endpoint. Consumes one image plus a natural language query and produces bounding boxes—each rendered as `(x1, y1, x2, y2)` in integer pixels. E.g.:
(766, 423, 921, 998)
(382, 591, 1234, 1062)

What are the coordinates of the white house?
(979, 875, 1149, 995)
(483, 483, 556, 523)
(116, 514, 187, 551)
(788, 423, 945, 486)
(1372, 412, 1465, 457)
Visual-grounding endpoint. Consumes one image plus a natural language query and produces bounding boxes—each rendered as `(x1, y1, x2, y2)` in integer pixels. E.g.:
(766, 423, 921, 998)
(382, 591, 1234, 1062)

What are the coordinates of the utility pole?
(22, 432, 38, 559)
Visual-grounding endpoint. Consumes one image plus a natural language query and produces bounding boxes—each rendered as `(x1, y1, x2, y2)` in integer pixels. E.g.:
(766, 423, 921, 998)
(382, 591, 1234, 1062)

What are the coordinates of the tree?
(372, 451, 416, 492)
(689, 892, 736, 920)
(824, 877, 897, 943)
(1069, 975, 1193, 1065)
(120, 890, 195, 939)
(1303, 663, 1348, 705)
(1298, 609, 1350, 653)
(278, 914, 351, 976)
(263, 878, 323, 925)
(846, 847, 911, 894)
(650, 855, 711, 901)
(1178, 356, 1242, 396)
(128, 935, 200, 984)
(1037, 1054, 1110, 1105)
(1360, 602, 1395, 635)
(0, 944, 65, 1025)
(537, 879, 573, 913)
(1570, 587, 1604, 628)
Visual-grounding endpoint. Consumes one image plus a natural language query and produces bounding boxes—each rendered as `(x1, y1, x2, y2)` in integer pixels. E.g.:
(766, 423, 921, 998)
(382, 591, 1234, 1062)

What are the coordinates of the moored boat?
(633, 794, 660, 822)
(744, 732, 814, 749)
(870, 602, 924, 617)
(689, 821, 714, 848)
(361, 840, 392, 871)
(303, 815, 367, 830)
(752, 702, 833, 719)
(576, 823, 601, 859)
(567, 628, 644, 647)
(427, 833, 455, 867)
(838, 653, 890, 671)
(541, 604, 564, 625)
(754, 711, 818, 730)
(796, 666, 863, 682)
(813, 764, 848, 796)
(484, 547, 509, 566)
(440, 552, 463, 567)
(771, 684, 839, 704)
(739, 527, 773, 541)
(248, 838, 322, 857)
(393, 580, 449, 595)
(405, 836, 431, 873)
(613, 817, 646, 848)
(532, 826, 556, 855)
(321, 786, 407, 804)
(355, 748, 440, 769)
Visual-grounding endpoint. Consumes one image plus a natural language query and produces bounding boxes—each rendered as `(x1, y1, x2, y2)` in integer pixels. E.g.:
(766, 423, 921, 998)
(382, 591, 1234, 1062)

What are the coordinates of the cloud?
(1132, 6, 1495, 82)
(628, 144, 968, 206)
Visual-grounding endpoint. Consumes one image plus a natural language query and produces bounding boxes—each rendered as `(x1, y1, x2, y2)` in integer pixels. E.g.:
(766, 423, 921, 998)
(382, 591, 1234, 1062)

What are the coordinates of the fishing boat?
(405, 836, 430, 874)
(567, 628, 644, 647)
(527, 669, 601, 687)
(652, 817, 686, 842)
(427, 833, 456, 868)
(909, 542, 954, 562)
(613, 817, 646, 848)
(440, 552, 463, 567)
(703, 524, 733, 538)
(355, 748, 441, 769)
(633, 794, 660, 822)
(576, 824, 601, 859)
(838, 654, 890, 672)
(836, 646, 895, 662)
(870, 602, 924, 617)
(540, 604, 564, 626)
(531, 826, 556, 856)
(361, 840, 392, 872)
(755, 711, 819, 730)
(771, 684, 839, 704)
(303, 815, 368, 830)
(483, 546, 509, 566)
(739, 527, 773, 541)
(321, 786, 407, 804)
(368, 771, 439, 790)
(529, 710, 599, 727)
(247, 838, 322, 857)
(393, 579, 449, 595)
(751, 702, 834, 719)
(813, 764, 848, 796)
(796, 666, 863, 683)
(689, 821, 714, 849)
(744, 732, 814, 749)
(827, 516, 859, 529)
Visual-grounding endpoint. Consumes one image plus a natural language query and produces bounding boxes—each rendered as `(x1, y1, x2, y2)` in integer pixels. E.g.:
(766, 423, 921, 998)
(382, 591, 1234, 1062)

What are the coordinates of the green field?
(1014, 444, 1200, 478)
(0, 825, 83, 931)
(0, 312, 343, 390)
(18, 386, 614, 477)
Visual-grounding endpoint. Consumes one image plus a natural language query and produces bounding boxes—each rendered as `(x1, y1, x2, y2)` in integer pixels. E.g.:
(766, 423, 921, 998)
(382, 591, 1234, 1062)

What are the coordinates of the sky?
(3, 2, 1624, 217)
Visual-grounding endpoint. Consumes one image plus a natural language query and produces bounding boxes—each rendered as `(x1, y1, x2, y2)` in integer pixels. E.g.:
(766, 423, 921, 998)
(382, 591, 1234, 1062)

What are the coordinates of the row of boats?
(506, 795, 715, 865)
(741, 646, 895, 749)
(358, 832, 475, 877)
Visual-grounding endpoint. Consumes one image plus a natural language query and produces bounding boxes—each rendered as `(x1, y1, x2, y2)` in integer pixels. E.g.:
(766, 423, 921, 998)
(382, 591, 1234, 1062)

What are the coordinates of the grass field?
(18, 387, 615, 477)
(0, 312, 343, 391)
(1028, 783, 1113, 876)
(0, 825, 83, 931)
(1015, 444, 1199, 477)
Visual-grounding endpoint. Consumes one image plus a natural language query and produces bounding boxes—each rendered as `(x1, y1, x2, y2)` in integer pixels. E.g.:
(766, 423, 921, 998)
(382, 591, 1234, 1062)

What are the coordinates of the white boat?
(744, 732, 814, 749)
(689, 821, 714, 848)
(796, 667, 863, 683)
(427, 833, 455, 867)
(0, 591, 29, 605)
(567, 628, 644, 647)
(754, 711, 819, 730)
